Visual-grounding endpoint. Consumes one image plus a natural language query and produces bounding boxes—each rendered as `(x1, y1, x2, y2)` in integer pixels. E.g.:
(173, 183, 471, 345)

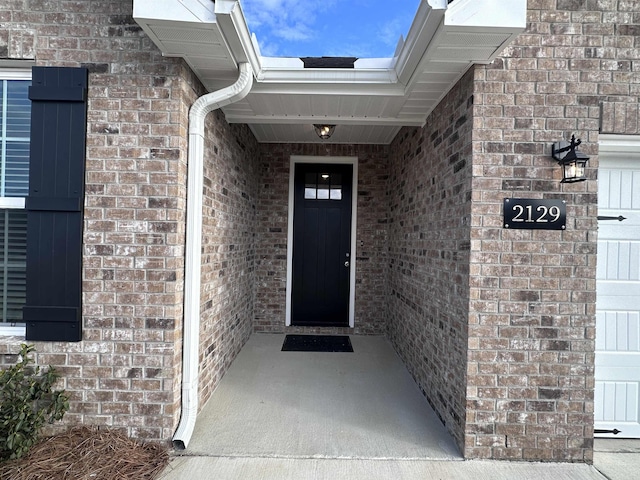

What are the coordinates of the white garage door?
(595, 135, 640, 438)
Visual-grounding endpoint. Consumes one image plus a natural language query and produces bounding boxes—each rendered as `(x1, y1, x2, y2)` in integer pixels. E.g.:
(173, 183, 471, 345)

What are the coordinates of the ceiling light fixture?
(313, 124, 336, 140)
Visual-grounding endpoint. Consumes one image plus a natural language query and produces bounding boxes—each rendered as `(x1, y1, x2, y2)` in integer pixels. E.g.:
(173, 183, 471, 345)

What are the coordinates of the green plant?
(0, 344, 69, 461)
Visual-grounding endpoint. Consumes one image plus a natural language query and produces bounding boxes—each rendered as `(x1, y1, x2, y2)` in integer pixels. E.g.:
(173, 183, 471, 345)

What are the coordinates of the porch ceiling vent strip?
(172, 61, 254, 451)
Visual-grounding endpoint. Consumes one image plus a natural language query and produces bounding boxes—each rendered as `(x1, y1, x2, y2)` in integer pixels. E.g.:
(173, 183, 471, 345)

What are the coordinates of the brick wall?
(601, 102, 640, 134)
(10, 0, 189, 440)
(198, 105, 259, 402)
(384, 0, 640, 462)
(462, 0, 640, 462)
(386, 69, 474, 454)
(255, 144, 389, 335)
(0, 0, 258, 442)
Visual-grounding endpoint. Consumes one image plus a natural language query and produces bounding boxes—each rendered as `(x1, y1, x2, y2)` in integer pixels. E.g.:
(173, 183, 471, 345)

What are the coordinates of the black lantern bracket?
(551, 134, 590, 183)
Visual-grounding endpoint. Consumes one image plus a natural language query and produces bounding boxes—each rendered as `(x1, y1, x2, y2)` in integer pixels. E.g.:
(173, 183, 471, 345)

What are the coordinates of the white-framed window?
(0, 68, 31, 334)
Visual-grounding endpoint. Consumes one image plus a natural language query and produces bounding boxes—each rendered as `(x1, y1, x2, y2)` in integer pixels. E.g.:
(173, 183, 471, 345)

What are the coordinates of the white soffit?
(134, 0, 526, 144)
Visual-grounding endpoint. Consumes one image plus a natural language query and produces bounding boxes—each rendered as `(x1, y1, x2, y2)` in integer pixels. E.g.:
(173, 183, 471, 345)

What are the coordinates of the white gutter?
(214, 0, 262, 78)
(172, 62, 253, 450)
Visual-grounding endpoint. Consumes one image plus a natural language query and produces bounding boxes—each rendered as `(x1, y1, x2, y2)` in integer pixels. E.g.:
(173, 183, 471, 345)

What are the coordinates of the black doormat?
(281, 334, 353, 352)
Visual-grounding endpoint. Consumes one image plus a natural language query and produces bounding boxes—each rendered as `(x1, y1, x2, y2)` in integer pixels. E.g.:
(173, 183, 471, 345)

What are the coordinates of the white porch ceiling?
(134, 0, 526, 145)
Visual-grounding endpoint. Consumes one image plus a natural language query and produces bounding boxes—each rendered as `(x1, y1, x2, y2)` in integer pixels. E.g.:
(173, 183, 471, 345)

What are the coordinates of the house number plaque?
(503, 198, 566, 230)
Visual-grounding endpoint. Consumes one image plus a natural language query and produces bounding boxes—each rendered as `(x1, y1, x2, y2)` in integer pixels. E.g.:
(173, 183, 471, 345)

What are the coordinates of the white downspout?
(173, 62, 253, 450)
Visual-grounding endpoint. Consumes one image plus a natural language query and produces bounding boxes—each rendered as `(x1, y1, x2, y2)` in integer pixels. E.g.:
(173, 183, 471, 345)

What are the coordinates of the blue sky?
(241, 0, 421, 58)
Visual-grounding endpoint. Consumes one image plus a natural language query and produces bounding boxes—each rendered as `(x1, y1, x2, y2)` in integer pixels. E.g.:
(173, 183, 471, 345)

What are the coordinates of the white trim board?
(600, 134, 640, 164)
(285, 156, 358, 328)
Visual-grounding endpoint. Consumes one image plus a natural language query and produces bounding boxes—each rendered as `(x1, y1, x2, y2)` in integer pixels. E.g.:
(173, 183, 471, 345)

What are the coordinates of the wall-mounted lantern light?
(551, 134, 589, 183)
(313, 124, 335, 140)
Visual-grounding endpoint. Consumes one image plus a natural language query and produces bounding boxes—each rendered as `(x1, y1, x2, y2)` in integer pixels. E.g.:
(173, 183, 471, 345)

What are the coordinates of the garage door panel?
(596, 352, 640, 371)
(598, 168, 640, 210)
(597, 284, 640, 310)
(595, 381, 640, 439)
(595, 382, 638, 422)
(598, 217, 640, 238)
(596, 151, 640, 438)
(597, 241, 640, 279)
(596, 311, 640, 351)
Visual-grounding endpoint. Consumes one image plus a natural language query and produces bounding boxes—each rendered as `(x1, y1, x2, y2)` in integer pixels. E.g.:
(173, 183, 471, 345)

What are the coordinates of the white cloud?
(379, 18, 404, 49)
(242, 0, 338, 54)
(276, 22, 314, 42)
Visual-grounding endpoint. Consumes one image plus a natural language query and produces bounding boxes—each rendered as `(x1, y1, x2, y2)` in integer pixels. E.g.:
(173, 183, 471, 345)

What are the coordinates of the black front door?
(291, 163, 352, 327)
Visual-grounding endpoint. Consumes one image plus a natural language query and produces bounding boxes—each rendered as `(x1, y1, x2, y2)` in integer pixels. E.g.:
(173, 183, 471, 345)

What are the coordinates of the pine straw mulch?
(0, 426, 170, 480)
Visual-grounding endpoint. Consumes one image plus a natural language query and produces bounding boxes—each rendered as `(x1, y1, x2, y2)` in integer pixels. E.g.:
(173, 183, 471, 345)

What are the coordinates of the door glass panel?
(317, 173, 330, 200)
(304, 172, 317, 199)
(330, 173, 342, 200)
(303, 170, 345, 201)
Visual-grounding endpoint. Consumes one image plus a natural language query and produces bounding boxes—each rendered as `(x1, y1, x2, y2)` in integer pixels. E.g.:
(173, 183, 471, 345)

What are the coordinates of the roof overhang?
(134, 0, 526, 144)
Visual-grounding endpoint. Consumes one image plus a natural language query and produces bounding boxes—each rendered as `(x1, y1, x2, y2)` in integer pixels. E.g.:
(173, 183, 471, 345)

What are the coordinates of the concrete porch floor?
(158, 334, 612, 479)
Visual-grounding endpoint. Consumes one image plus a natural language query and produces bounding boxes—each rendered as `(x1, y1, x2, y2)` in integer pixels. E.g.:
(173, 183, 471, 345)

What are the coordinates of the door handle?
(344, 261, 350, 267)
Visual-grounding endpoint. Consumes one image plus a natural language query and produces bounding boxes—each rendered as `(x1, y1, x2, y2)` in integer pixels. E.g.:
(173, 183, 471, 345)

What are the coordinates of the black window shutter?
(23, 67, 88, 342)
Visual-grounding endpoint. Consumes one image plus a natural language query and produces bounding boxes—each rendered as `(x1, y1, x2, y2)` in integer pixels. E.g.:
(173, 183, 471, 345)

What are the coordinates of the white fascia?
(133, 0, 216, 23)
(445, 0, 527, 30)
(443, 0, 528, 65)
(257, 57, 398, 85)
(260, 56, 396, 71)
(355, 58, 396, 69)
(214, 0, 262, 78)
(394, 0, 448, 87)
(260, 54, 402, 71)
(227, 115, 425, 127)
(249, 80, 405, 98)
(257, 67, 399, 86)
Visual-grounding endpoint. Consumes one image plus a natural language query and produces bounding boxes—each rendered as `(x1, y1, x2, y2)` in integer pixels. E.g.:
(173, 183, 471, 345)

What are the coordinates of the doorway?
(286, 156, 358, 327)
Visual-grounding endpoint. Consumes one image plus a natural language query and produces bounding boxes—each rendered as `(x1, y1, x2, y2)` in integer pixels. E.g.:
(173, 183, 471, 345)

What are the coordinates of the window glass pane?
(0, 210, 27, 323)
(5, 81, 31, 138)
(0, 75, 29, 326)
(4, 141, 29, 197)
(1, 78, 31, 198)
